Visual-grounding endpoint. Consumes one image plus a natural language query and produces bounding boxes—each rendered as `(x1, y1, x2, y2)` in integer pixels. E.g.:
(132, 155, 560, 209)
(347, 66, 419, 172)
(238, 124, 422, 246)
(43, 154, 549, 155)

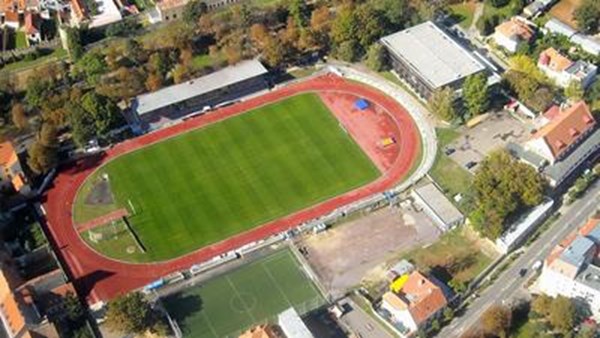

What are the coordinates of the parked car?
(532, 260, 543, 271)
(519, 268, 527, 277)
(465, 161, 477, 169)
(444, 148, 455, 156)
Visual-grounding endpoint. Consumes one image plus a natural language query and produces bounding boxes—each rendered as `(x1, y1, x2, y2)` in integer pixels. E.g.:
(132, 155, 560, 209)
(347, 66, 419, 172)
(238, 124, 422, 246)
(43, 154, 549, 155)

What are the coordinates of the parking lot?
(300, 206, 440, 299)
(446, 112, 531, 173)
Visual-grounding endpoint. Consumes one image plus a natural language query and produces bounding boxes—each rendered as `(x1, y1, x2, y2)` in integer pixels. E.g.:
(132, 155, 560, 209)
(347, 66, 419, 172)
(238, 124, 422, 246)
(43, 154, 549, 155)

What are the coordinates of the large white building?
(538, 218, 600, 317)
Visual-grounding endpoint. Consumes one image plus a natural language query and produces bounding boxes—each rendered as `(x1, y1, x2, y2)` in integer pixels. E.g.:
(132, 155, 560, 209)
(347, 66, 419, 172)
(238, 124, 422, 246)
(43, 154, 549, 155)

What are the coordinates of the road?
(439, 181, 600, 337)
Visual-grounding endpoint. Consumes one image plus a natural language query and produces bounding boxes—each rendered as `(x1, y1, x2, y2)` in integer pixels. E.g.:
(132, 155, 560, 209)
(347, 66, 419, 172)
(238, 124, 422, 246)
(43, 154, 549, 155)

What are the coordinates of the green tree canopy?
(470, 150, 545, 239)
(463, 73, 490, 116)
(481, 305, 512, 338)
(106, 292, 151, 334)
(183, 0, 207, 24)
(429, 87, 457, 122)
(365, 43, 387, 72)
(549, 296, 577, 334)
(69, 92, 123, 146)
(575, 0, 600, 34)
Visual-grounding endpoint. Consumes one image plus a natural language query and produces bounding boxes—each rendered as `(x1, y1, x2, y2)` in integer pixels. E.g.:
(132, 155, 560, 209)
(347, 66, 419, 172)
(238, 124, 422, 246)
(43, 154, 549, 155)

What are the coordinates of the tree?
(470, 150, 545, 239)
(25, 77, 52, 108)
(330, 6, 358, 47)
(336, 40, 360, 62)
(74, 52, 108, 85)
(106, 19, 141, 37)
(145, 73, 163, 91)
(566, 81, 585, 102)
(504, 70, 540, 103)
(106, 292, 152, 334)
(574, 0, 600, 34)
(429, 87, 457, 122)
(183, 0, 207, 24)
(373, 0, 410, 30)
(63, 292, 84, 323)
(365, 43, 387, 71)
(66, 27, 84, 60)
(430, 318, 440, 332)
(549, 296, 577, 334)
(70, 92, 123, 146)
(310, 6, 331, 48)
(11, 103, 28, 130)
(443, 307, 455, 323)
(354, 3, 386, 50)
(463, 73, 489, 116)
(531, 294, 553, 317)
(288, 0, 309, 27)
(27, 140, 57, 174)
(172, 64, 190, 84)
(527, 87, 554, 112)
(481, 305, 511, 338)
(488, 0, 509, 7)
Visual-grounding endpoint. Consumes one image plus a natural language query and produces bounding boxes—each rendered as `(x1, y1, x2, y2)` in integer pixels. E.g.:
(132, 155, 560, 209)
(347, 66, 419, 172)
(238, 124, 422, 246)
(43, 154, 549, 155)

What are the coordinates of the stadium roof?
(134, 59, 268, 116)
(544, 18, 577, 38)
(380, 21, 485, 89)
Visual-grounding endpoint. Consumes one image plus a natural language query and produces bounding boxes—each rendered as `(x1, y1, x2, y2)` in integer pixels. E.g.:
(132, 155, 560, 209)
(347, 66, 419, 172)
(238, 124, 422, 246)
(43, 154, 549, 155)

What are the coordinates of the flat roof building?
(411, 182, 464, 231)
(131, 59, 268, 131)
(380, 21, 486, 99)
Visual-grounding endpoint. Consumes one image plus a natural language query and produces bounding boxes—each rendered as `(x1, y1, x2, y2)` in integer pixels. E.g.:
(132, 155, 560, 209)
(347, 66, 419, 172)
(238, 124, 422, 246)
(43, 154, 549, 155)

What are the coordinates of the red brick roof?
(533, 101, 596, 159)
(400, 271, 448, 325)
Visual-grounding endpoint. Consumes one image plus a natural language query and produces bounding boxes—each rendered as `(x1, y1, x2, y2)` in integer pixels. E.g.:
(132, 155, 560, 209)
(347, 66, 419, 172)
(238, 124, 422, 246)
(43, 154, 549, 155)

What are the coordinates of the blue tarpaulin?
(355, 99, 369, 110)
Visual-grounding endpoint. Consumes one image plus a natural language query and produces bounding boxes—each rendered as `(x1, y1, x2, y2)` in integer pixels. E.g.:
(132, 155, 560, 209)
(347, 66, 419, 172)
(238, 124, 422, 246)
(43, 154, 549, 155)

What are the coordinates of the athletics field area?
(74, 93, 379, 262)
(163, 249, 325, 337)
(42, 74, 421, 302)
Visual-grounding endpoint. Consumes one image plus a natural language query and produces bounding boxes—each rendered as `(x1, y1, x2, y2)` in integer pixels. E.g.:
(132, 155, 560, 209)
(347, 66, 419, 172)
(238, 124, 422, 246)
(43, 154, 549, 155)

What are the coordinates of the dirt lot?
(301, 206, 440, 298)
(448, 111, 531, 173)
(549, 0, 581, 29)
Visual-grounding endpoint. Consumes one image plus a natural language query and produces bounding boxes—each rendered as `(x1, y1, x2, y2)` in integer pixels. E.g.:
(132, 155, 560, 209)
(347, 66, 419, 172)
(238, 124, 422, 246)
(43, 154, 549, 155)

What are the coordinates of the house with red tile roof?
(380, 271, 450, 335)
(537, 217, 600, 318)
(538, 48, 597, 89)
(507, 100, 599, 186)
(0, 141, 29, 194)
(526, 101, 595, 164)
(492, 17, 535, 53)
(22, 11, 39, 44)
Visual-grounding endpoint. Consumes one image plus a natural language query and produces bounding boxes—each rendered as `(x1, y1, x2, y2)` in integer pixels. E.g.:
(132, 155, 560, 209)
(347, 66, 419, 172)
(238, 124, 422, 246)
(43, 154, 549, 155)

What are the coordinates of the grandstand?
(130, 59, 269, 131)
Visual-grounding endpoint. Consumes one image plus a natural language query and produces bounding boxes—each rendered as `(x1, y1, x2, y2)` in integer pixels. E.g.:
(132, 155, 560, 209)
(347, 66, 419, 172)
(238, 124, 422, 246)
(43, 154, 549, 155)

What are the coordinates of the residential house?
(380, 271, 450, 336)
(238, 325, 279, 338)
(538, 48, 597, 88)
(153, 0, 244, 23)
(538, 217, 600, 318)
(0, 141, 29, 195)
(493, 17, 535, 53)
(3, 10, 18, 29)
(507, 101, 599, 187)
(22, 11, 39, 44)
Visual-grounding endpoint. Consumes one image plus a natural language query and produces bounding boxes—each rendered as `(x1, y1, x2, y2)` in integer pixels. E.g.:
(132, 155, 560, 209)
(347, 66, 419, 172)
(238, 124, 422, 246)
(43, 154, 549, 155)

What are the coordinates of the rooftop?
(560, 235, 594, 270)
(157, 0, 186, 10)
(570, 34, 600, 56)
(575, 264, 600, 291)
(532, 101, 596, 159)
(278, 307, 313, 338)
(544, 18, 577, 37)
(495, 17, 535, 41)
(134, 59, 268, 116)
(413, 182, 464, 226)
(538, 47, 573, 72)
(496, 198, 554, 251)
(380, 21, 485, 89)
(0, 141, 17, 167)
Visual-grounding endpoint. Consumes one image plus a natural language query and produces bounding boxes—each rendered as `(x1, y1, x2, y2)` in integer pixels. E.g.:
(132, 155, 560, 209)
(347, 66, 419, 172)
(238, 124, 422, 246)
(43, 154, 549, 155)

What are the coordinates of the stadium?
(43, 73, 423, 302)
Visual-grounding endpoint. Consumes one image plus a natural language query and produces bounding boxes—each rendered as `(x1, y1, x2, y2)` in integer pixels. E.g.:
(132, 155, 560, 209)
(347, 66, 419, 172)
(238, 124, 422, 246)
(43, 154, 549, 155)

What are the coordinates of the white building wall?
(538, 267, 600, 318)
(493, 33, 518, 53)
(525, 137, 555, 163)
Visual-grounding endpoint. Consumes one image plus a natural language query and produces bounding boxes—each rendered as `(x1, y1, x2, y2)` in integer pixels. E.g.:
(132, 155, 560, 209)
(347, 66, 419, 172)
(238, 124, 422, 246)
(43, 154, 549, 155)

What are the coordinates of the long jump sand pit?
(302, 207, 440, 297)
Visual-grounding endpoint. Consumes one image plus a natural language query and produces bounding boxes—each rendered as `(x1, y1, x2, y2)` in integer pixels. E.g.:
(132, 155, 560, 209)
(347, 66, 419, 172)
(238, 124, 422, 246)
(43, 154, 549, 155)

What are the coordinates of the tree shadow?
(162, 292, 203, 331)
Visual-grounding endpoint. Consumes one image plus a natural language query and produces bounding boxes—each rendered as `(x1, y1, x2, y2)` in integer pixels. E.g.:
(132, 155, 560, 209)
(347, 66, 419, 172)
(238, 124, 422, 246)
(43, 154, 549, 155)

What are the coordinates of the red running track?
(42, 75, 421, 303)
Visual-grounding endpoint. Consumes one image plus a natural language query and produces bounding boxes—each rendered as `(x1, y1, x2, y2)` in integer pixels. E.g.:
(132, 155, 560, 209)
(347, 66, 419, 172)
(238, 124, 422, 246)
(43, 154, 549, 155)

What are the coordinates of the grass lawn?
(82, 220, 146, 262)
(74, 93, 380, 262)
(163, 249, 325, 338)
(15, 32, 27, 49)
(0, 48, 68, 73)
(449, 1, 477, 29)
(402, 228, 492, 288)
(429, 128, 472, 199)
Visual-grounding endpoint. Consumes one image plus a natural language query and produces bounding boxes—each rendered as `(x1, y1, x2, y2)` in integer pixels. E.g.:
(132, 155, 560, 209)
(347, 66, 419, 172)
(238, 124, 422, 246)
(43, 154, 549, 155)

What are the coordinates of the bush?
(487, 0, 509, 8)
(478, 15, 499, 36)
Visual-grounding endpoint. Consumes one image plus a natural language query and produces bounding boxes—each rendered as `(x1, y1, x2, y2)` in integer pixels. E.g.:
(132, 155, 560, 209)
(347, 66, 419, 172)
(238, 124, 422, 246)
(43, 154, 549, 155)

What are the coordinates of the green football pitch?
(74, 93, 380, 262)
(162, 249, 325, 338)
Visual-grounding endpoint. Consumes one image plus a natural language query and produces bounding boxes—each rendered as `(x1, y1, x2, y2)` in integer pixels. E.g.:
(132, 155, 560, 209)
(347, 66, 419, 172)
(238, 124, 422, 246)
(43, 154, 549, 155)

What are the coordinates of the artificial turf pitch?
(162, 249, 325, 338)
(75, 93, 380, 262)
